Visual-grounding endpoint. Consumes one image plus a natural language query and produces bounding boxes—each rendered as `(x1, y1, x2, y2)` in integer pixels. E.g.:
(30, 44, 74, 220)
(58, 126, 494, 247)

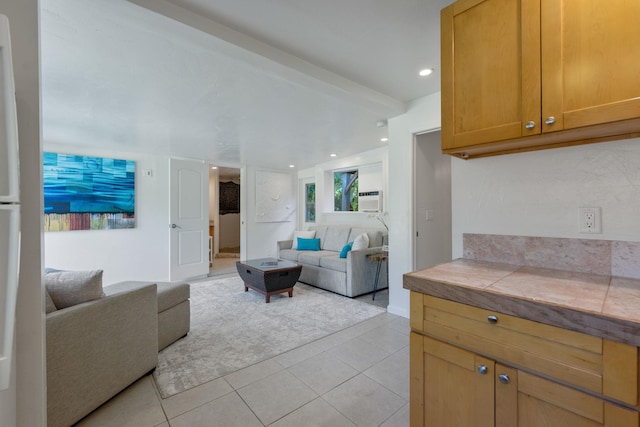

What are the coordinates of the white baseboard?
(386, 304, 409, 319)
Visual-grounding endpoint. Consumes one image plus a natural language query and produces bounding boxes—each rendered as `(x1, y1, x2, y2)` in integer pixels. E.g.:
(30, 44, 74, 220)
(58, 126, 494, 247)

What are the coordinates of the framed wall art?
(43, 152, 136, 231)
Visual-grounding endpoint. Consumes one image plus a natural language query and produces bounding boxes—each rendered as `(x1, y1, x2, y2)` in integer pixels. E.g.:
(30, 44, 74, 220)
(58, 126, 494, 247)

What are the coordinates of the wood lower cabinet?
(441, 0, 640, 159)
(410, 293, 640, 426)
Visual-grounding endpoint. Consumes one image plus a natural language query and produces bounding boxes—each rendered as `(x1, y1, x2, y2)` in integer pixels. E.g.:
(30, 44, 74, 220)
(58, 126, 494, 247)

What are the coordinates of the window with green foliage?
(334, 169, 358, 212)
(305, 183, 316, 222)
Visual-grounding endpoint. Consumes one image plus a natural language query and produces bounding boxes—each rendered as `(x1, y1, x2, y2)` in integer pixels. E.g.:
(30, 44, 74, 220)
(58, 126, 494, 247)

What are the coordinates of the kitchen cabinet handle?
(477, 365, 488, 375)
(545, 116, 556, 125)
(525, 121, 536, 129)
(498, 374, 510, 384)
(487, 315, 498, 324)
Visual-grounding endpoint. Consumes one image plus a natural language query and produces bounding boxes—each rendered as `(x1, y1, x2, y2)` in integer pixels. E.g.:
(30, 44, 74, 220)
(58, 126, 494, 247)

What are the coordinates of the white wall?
(244, 166, 297, 259)
(43, 146, 171, 285)
(451, 138, 640, 257)
(414, 131, 452, 271)
(1, 1, 45, 426)
(298, 146, 388, 229)
(387, 93, 441, 317)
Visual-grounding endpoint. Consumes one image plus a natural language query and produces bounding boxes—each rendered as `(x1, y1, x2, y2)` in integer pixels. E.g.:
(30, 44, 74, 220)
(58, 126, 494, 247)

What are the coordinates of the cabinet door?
(542, 0, 640, 132)
(507, 370, 639, 426)
(411, 333, 494, 427)
(441, 0, 541, 150)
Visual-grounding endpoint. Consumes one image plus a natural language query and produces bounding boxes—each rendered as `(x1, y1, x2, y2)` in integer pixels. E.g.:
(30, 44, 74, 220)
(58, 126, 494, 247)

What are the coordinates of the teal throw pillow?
(339, 242, 353, 258)
(297, 237, 321, 251)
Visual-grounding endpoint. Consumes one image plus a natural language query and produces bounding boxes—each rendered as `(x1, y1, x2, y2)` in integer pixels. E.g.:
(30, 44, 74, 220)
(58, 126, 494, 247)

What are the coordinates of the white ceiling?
(41, 0, 453, 171)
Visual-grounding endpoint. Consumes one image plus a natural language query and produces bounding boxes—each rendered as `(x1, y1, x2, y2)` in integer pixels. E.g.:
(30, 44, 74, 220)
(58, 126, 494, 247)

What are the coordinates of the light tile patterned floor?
(75, 304, 408, 427)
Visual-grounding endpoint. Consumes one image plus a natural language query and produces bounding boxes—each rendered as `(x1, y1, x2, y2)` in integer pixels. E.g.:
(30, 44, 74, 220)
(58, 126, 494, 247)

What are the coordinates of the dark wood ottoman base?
(236, 258, 302, 303)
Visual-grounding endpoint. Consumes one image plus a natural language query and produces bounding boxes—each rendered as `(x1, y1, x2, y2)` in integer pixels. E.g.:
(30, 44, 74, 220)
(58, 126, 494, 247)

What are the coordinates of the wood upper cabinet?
(441, 0, 640, 158)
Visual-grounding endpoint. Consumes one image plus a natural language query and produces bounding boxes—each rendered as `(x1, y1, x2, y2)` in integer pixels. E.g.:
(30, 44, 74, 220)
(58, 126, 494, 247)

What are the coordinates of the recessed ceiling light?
(211, 166, 217, 169)
(381, 137, 388, 142)
(330, 153, 337, 157)
(289, 164, 295, 168)
(419, 68, 433, 77)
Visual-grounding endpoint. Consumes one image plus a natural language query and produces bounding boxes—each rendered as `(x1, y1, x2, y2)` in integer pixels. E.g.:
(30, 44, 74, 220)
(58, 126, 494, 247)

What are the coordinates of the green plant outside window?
(334, 170, 358, 212)
(305, 183, 316, 222)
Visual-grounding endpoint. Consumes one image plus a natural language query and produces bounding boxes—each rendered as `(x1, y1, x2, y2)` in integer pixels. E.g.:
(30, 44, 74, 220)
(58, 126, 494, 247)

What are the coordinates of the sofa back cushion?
(308, 225, 328, 244)
(322, 226, 352, 252)
(45, 269, 104, 309)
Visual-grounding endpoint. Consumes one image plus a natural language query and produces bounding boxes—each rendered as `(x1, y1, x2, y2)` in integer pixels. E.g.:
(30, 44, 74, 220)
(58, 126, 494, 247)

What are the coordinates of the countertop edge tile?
(404, 261, 640, 347)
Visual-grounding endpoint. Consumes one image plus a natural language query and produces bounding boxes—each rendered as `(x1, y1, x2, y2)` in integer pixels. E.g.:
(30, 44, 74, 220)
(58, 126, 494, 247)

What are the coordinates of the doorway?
(209, 166, 241, 276)
(413, 131, 453, 270)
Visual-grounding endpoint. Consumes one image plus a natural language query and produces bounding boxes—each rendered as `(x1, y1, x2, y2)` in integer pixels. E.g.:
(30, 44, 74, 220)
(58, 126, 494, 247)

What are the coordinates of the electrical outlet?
(579, 207, 601, 233)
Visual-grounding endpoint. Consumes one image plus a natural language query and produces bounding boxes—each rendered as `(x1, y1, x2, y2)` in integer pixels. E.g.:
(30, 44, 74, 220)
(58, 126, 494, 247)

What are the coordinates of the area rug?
(153, 275, 386, 398)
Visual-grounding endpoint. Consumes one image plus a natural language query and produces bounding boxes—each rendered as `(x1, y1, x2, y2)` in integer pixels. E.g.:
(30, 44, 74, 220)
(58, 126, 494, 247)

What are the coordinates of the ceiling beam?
(127, 0, 406, 117)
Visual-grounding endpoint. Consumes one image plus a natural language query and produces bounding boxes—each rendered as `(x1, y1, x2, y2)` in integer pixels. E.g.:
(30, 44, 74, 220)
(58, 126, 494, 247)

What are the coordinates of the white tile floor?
(74, 307, 408, 427)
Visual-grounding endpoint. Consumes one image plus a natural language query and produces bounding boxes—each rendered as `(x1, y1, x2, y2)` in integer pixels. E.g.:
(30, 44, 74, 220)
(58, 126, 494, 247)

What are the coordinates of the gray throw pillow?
(44, 270, 104, 309)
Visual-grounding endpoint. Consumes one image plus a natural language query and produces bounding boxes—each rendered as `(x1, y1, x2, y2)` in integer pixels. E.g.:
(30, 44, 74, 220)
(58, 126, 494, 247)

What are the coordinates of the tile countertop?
(403, 259, 640, 347)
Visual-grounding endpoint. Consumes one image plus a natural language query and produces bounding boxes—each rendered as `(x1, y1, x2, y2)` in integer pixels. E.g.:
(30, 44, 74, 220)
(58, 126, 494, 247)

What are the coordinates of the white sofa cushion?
(352, 233, 370, 251)
(348, 228, 384, 248)
(320, 255, 348, 273)
(298, 250, 336, 266)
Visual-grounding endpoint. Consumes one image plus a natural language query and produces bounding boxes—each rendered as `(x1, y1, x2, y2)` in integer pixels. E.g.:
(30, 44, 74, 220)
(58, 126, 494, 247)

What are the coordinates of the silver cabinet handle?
(487, 315, 498, 324)
(477, 365, 488, 375)
(171, 223, 181, 229)
(545, 116, 556, 125)
(498, 374, 510, 384)
(525, 121, 536, 129)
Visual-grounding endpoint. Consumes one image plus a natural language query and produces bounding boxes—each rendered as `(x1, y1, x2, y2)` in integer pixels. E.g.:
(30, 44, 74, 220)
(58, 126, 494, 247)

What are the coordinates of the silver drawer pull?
(487, 315, 498, 324)
(477, 365, 488, 375)
(499, 374, 510, 384)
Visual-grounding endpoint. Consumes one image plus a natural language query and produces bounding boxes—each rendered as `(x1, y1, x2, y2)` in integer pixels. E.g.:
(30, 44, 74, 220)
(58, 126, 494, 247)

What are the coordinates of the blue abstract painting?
(43, 152, 135, 231)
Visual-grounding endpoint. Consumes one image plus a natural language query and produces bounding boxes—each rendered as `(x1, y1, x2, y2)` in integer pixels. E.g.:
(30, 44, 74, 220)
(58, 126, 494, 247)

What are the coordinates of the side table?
(367, 252, 388, 301)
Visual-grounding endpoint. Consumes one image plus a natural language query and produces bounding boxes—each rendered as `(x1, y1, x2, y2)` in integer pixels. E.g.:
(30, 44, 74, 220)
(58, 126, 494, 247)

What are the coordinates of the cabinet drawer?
(411, 293, 638, 405)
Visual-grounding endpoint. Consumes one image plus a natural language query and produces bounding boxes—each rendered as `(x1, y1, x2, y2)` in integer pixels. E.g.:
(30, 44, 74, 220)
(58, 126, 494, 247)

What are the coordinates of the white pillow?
(44, 270, 104, 309)
(292, 230, 316, 249)
(352, 233, 370, 251)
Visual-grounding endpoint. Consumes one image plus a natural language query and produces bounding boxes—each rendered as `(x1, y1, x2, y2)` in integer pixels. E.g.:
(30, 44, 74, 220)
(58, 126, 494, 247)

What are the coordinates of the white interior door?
(170, 158, 209, 281)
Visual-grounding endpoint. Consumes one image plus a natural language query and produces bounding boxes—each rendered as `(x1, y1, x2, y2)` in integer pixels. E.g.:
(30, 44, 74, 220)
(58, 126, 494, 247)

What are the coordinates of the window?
(305, 183, 316, 222)
(334, 169, 358, 212)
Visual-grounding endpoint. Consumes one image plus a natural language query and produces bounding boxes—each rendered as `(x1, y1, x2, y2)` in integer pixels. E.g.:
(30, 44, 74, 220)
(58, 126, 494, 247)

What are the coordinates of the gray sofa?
(277, 225, 388, 297)
(46, 280, 190, 427)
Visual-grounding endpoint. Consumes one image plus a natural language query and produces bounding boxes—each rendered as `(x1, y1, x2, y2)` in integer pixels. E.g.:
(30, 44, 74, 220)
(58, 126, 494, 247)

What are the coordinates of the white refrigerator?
(0, 14, 20, 391)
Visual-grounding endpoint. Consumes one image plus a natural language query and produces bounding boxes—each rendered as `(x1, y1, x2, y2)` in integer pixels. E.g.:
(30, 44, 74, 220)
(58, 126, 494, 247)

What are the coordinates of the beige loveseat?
(45, 275, 190, 427)
(277, 225, 388, 297)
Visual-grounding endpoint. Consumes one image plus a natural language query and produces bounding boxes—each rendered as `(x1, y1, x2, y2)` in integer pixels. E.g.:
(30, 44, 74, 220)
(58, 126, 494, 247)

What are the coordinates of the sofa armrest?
(277, 239, 293, 257)
(347, 247, 388, 296)
(47, 284, 158, 427)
